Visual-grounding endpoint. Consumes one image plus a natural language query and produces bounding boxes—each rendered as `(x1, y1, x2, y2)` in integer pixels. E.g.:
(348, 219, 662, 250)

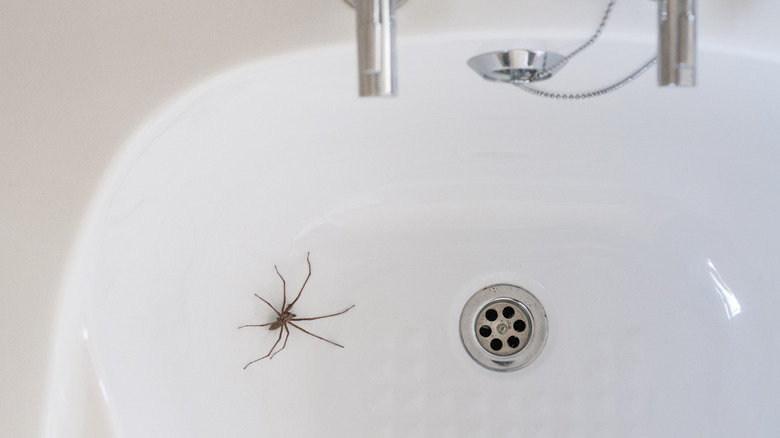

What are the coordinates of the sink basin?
(46, 36, 780, 437)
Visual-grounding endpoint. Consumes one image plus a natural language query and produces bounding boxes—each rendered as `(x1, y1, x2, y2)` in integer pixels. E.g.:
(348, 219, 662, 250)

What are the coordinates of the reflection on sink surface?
(47, 36, 780, 437)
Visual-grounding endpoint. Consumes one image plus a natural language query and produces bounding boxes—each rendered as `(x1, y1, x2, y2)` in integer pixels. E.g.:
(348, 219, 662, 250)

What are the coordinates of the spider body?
(269, 312, 295, 331)
(239, 252, 354, 369)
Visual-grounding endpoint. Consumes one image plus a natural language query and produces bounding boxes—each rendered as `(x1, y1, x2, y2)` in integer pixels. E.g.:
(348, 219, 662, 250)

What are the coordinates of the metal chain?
(515, 57, 657, 100)
(516, 0, 656, 100)
(532, 0, 617, 81)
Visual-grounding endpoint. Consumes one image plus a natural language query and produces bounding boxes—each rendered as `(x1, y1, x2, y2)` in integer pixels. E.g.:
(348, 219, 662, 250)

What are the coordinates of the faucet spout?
(353, 0, 399, 97)
(658, 0, 696, 86)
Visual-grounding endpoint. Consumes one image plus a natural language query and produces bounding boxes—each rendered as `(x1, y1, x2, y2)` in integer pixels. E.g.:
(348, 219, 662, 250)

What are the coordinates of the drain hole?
(461, 285, 548, 371)
(472, 297, 536, 357)
(502, 306, 515, 318)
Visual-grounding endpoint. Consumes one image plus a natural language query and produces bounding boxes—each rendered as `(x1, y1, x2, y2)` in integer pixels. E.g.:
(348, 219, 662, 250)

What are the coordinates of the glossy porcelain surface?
(46, 37, 780, 437)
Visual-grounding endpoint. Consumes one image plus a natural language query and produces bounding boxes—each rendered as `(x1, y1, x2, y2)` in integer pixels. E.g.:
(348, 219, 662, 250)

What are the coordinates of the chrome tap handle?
(355, 0, 397, 96)
(658, 0, 697, 87)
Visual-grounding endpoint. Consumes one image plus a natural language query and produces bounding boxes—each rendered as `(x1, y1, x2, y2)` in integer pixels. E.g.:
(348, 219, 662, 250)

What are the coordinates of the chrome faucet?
(466, 0, 697, 98)
(658, 0, 696, 86)
(346, 0, 695, 96)
(345, 0, 406, 97)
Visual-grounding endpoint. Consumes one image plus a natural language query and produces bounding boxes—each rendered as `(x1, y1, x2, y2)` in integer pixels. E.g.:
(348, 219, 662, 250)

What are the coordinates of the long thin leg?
(292, 304, 355, 322)
(285, 252, 311, 312)
(289, 322, 344, 348)
(243, 328, 284, 369)
(254, 294, 281, 316)
(269, 325, 291, 360)
(276, 265, 287, 312)
(237, 322, 274, 329)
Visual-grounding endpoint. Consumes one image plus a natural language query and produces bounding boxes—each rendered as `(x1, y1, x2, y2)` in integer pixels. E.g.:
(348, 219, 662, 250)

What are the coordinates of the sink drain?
(475, 299, 531, 356)
(460, 284, 548, 372)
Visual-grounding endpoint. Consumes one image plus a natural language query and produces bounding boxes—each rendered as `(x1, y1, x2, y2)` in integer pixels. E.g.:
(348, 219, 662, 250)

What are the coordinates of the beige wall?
(2, 2, 350, 436)
(2, 1, 779, 436)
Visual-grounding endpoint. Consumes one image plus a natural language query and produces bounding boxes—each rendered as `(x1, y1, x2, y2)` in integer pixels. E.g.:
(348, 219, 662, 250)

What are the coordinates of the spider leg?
(243, 326, 285, 369)
(289, 322, 344, 348)
(269, 325, 291, 360)
(254, 294, 281, 316)
(285, 252, 311, 312)
(291, 304, 355, 321)
(237, 322, 274, 329)
(275, 265, 287, 313)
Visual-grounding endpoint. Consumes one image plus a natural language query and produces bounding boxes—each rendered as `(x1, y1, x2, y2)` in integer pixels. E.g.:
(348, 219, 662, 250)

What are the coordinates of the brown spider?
(238, 252, 354, 369)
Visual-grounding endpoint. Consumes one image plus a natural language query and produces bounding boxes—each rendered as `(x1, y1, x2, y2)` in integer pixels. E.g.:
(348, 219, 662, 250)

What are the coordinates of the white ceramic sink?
(46, 36, 780, 437)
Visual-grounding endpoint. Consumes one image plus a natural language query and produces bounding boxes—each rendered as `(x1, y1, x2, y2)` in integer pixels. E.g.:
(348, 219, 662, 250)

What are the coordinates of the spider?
(238, 252, 354, 369)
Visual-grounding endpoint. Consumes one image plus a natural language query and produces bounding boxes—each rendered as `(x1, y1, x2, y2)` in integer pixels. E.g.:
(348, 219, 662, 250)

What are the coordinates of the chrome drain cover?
(474, 299, 532, 356)
(460, 284, 548, 372)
